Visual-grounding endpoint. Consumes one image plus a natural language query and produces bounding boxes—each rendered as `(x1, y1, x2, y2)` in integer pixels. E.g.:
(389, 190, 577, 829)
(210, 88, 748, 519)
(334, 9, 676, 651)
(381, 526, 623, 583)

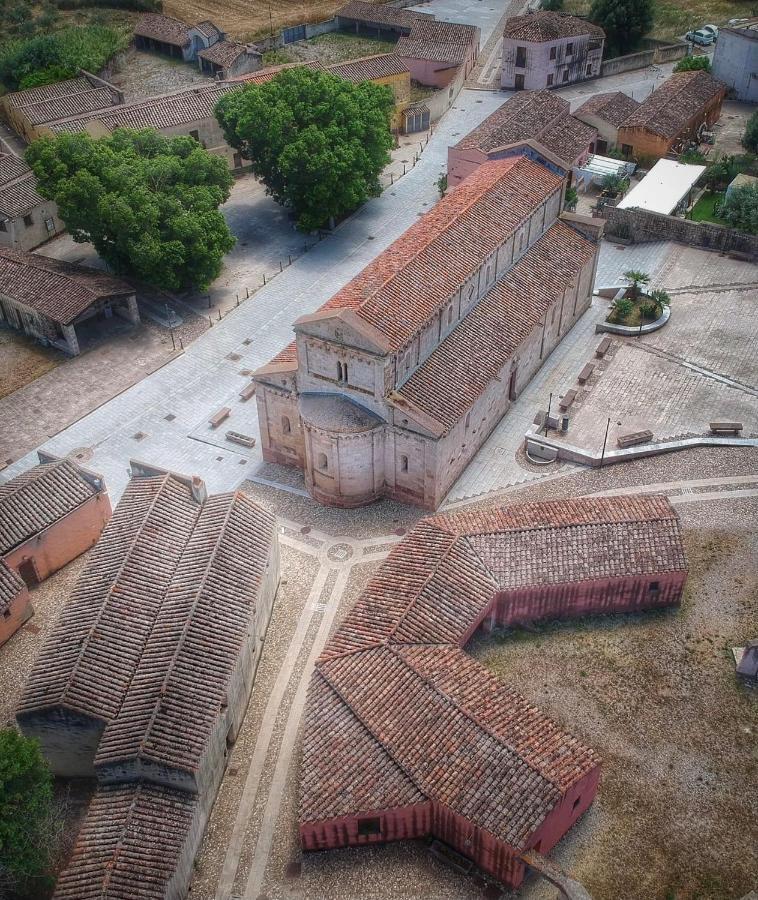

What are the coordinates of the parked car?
(686, 29, 714, 45)
(701, 24, 719, 39)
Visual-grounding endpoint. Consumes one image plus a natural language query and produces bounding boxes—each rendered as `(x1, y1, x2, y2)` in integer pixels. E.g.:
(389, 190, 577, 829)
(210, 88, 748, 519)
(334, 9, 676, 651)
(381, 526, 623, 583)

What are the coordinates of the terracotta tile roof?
(621, 70, 726, 139)
(17, 87, 120, 126)
(299, 394, 382, 433)
(302, 496, 686, 843)
(294, 157, 562, 353)
(229, 60, 325, 83)
(503, 11, 604, 42)
(134, 12, 192, 46)
(0, 152, 28, 184)
(0, 248, 134, 326)
(4, 77, 93, 109)
(396, 19, 479, 65)
(574, 90, 641, 128)
(0, 154, 46, 218)
(197, 39, 250, 67)
(335, 1, 426, 29)
(0, 561, 26, 613)
(328, 52, 410, 82)
(0, 459, 100, 556)
(194, 19, 222, 38)
(393, 221, 595, 432)
(455, 91, 594, 166)
(53, 783, 197, 899)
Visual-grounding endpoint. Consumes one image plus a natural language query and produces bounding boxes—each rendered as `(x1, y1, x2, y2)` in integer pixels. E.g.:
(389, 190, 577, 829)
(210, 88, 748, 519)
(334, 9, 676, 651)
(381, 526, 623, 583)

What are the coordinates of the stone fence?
(605, 206, 758, 261)
(600, 40, 688, 77)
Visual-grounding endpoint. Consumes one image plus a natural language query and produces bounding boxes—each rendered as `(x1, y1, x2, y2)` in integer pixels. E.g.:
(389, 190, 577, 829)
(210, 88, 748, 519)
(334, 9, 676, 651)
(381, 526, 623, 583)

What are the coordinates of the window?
(562, 69, 569, 83)
(515, 45, 526, 68)
(281, 416, 291, 435)
(45, 217, 55, 234)
(2, 609, 10, 619)
(621, 144, 633, 157)
(547, 73, 554, 87)
(566, 41, 573, 56)
(23, 214, 33, 227)
(486, 264, 491, 283)
(357, 817, 381, 836)
(465, 412, 471, 430)
(189, 129, 200, 141)
(0, 220, 6, 232)
(447, 306, 453, 325)
(400, 454, 408, 472)
(549, 45, 556, 60)
(317, 452, 328, 472)
(586, 63, 592, 75)
(572, 795, 581, 811)
(337, 361, 348, 383)
(649, 581, 660, 592)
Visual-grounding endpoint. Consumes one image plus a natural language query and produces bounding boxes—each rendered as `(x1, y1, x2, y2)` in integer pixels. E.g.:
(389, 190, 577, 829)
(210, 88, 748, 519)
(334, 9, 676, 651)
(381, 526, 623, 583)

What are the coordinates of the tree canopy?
(215, 67, 395, 232)
(26, 128, 235, 291)
(743, 111, 758, 154)
(589, 0, 653, 56)
(719, 184, 758, 234)
(0, 730, 55, 896)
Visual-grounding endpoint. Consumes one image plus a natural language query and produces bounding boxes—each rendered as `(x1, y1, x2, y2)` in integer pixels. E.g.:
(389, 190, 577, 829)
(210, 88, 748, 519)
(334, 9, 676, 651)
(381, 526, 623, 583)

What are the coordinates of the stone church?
(254, 152, 601, 509)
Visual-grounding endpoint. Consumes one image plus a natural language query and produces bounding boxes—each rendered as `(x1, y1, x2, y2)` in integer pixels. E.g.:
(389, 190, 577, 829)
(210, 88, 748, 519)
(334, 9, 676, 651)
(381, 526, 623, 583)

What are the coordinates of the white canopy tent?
(573, 154, 635, 191)
(617, 159, 706, 215)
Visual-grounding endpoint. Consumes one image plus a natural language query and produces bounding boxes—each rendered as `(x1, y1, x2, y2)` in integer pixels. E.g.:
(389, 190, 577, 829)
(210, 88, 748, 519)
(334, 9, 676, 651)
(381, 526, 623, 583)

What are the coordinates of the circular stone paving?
(326, 543, 354, 563)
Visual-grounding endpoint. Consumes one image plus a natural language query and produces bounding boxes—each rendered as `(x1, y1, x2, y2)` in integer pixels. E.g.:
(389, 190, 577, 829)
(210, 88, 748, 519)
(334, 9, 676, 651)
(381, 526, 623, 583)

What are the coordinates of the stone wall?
(599, 41, 687, 77)
(606, 206, 758, 260)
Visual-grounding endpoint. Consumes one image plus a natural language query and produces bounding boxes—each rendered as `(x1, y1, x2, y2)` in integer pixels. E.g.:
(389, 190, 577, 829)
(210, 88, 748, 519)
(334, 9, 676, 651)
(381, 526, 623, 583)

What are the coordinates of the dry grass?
(0, 330, 62, 401)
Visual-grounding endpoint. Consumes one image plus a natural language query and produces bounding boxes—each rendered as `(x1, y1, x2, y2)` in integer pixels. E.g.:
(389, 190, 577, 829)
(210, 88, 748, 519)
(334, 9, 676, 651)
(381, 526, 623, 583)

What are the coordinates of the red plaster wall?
(3, 492, 112, 584)
(300, 802, 433, 851)
(526, 765, 601, 857)
(0, 584, 31, 647)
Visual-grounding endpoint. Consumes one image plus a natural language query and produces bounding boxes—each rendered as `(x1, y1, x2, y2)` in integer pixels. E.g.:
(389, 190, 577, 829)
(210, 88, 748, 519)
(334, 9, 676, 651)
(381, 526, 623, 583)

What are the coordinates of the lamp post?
(600, 419, 621, 468)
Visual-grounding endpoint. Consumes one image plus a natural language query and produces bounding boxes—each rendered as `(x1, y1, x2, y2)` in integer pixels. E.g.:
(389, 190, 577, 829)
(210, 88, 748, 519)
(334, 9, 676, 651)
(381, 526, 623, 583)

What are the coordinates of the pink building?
(397, 19, 479, 87)
(447, 90, 596, 188)
(502, 12, 604, 91)
(300, 495, 688, 890)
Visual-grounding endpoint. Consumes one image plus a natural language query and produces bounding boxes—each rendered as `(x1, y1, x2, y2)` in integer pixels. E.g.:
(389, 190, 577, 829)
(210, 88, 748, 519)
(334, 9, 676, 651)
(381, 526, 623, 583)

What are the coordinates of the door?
(18, 558, 38, 587)
(514, 74, 525, 91)
(508, 368, 518, 401)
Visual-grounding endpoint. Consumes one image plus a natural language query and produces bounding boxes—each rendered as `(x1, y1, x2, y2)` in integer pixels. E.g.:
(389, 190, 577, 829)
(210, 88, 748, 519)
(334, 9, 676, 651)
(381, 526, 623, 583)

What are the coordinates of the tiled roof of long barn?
(291, 157, 562, 352)
(302, 495, 686, 846)
(503, 11, 604, 41)
(621, 70, 726, 139)
(327, 52, 410, 81)
(0, 248, 134, 326)
(0, 459, 101, 556)
(134, 12, 192, 45)
(335, 0, 427, 28)
(393, 220, 595, 432)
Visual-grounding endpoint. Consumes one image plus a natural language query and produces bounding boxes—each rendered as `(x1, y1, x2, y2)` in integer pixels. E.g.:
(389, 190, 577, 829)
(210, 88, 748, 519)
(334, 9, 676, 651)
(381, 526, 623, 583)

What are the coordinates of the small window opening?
(549, 45, 556, 60)
(3, 609, 10, 619)
(547, 73, 554, 87)
(562, 69, 569, 83)
(572, 795, 582, 811)
(566, 42, 574, 55)
(465, 412, 471, 430)
(357, 817, 381, 836)
(317, 452, 328, 472)
(447, 306, 454, 325)
(649, 581, 660, 592)
(400, 454, 408, 472)
(282, 416, 291, 435)
(23, 214, 33, 227)
(337, 361, 348, 383)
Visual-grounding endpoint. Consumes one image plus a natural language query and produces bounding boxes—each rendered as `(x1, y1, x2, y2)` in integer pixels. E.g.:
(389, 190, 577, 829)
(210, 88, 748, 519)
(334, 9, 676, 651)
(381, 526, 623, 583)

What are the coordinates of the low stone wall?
(606, 206, 758, 260)
(305, 18, 338, 38)
(599, 41, 687, 77)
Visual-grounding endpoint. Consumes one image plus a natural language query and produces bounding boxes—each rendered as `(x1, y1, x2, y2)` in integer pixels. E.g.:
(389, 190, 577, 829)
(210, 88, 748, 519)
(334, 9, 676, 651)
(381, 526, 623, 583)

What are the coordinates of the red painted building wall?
(0, 582, 31, 647)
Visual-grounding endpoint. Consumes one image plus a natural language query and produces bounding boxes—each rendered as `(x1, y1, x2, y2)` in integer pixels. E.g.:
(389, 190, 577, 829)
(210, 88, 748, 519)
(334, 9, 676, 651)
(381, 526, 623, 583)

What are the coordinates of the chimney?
(191, 475, 207, 505)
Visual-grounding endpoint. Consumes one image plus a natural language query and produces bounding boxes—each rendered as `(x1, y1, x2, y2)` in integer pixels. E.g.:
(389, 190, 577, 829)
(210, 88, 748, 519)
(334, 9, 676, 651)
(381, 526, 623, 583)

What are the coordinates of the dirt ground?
(108, 47, 216, 102)
(267, 32, 397, 66)
(0, 329, 62, 403)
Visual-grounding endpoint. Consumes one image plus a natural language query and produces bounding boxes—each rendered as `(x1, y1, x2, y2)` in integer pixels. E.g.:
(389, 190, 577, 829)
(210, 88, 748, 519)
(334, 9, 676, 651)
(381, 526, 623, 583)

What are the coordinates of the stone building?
(501, 12, 604, 91)
(254, 155, 601, 510)
(0, 248, 139, 355)
(448, 90, 596, 188)
(573, 90, 642, 155)
(301, 495, 688, 890)
(0, 455, 110, 645)
(198, 41, 262, 79)
(133, 13, 225, 62)
(17, 465, 279, 899)
(335, 1, 431, 39)
(712, 19, 758, 103)
(617, 70, 726, 162)
(0, 149, 63, 251)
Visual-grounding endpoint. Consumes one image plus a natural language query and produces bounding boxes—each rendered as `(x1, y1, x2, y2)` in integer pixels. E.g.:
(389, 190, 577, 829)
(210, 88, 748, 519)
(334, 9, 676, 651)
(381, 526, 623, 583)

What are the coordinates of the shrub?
(718, 183, 758, 234)
(743, 111, 758, 155)
(674, 55, 711, 73)
(612, 298, 634, 321)
(649, 289, 671, 312)
(638, 300, 657, 319)
(679, 149, 706, 164)
(623, 269, 650, 300)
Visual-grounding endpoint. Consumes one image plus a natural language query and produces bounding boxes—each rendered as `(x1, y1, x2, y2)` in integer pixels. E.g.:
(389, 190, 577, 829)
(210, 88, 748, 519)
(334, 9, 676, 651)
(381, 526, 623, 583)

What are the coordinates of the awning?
(617, 158, 705, 215)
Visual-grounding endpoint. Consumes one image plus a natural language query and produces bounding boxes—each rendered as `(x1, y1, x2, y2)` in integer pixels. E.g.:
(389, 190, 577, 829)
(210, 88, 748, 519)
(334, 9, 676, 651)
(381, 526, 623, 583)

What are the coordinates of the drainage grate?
(133, 432, 147, 441)
(227, 352, 241, 362)
(164, 413, 176, 422)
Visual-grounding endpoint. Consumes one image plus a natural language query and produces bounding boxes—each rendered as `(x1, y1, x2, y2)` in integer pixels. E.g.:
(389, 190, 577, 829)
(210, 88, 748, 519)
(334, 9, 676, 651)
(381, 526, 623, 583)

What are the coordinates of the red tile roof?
(574, 91, 641, 128)
(0, 561, 25, 613)
(396, 19, 479, 65)
(134, 12, 192, 46)
(335, 1, 427, 29)
(0, 248, 134, 326)
(503, 11, 604, 42)
(393, 221, 595, 432)
(0, 153, 46, 218)
(302, 495, 686, 846)
(197, 40, 251, 67)
(328, 52, 410, 82)
(621, 70, 726, 139)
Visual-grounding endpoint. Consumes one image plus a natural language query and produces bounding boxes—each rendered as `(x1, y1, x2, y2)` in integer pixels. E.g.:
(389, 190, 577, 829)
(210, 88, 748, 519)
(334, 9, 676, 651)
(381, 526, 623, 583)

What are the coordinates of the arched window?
(317, 452, 328, 471)
(486, 264, 492, 284)
(447, 306, 454, 325)
(400, 454, 409, 473)
(465, 412, 471, 430)
(337, 361, 348, 383)
(281, 416, 291, 435)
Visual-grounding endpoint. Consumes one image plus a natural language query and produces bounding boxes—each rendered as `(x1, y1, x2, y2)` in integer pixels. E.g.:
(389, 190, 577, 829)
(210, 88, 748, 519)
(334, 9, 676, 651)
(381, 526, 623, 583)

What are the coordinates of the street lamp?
(600, 418, 621, 468)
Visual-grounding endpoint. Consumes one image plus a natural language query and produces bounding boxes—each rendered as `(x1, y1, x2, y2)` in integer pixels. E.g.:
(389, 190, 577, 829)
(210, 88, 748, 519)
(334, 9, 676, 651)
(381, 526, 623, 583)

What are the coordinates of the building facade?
(396, 19, 479, 88)
(573, 90, 642, 154)
(0, 149, 63, 251)
(300, 495, 688, 890)
(0, 562, 31, 647)
(501, 12, 604, 91)
(254, 156, 601, 510)
(133, 13, 225, 63)
(712, 19, 758, 103)
(198, 41, 262, 79)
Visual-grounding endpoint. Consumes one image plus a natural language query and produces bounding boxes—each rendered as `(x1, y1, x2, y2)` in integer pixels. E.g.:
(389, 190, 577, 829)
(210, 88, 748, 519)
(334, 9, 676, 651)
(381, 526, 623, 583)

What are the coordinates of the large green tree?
(0, 730, 55, 896)
(719, 184, 758, 234)
(589, 0, 653, 56)
(216, 67, 395, 232)
(26, 128, 235, 291)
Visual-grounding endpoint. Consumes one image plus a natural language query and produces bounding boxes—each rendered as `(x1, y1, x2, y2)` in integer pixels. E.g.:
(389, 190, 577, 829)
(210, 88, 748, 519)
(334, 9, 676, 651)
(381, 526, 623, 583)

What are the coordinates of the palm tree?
(649, 289, 671, 314)
(623, 269, 650, 301)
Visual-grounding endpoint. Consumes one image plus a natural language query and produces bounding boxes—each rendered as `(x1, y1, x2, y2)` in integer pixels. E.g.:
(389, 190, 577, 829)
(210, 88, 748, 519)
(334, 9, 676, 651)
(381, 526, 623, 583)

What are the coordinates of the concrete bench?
(578, 363, 594, 384)
(595, 336, 612, 358)
(617, 429, 653, 448)
(239, 381, 256, 402)
(558, 390, 577, 411)
(209, 407, 231, 429)
(709, 422, 743, 435)
(226, 430, 256, 448)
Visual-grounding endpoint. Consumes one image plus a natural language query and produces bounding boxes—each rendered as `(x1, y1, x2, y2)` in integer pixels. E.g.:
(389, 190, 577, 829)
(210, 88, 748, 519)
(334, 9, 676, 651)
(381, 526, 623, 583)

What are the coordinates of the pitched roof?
(292, 157, 562, 353)
(503, 11, 604, 42)
(0, 248, 134, 326)
(621, 70, 726, 139)
(455, 91, 594, 165)
(302, 496, 686, 845)
(0, 153, 46, 218)
(396, 19, 479, 65)
(134, 12, 192, 46)
(574, 90, 641, 128)
(0, 459, 101, 556)
(53, 783, 197, 900)
(0, 561, 26, 613)
(4, 77, 93, 109)
(197, 39, 251, 67)
(393, 221, 596, 432)
(335, 1, 427, 29)
(5, 77, 121, 127)
(328, 52, 410, 82)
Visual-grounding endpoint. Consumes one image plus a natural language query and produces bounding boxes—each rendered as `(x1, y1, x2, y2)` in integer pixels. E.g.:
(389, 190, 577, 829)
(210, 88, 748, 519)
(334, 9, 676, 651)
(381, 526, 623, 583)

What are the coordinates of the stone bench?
(239, 381, 256, 402)
(578, 363, 594, 384)
(558, 390, 577, 411)
(617, 429, 653, 448)
(226, 430, 256, 448)
(595, 336, 612, 358)
(709, 422, 743, 435)
(209, 407, 231, 429)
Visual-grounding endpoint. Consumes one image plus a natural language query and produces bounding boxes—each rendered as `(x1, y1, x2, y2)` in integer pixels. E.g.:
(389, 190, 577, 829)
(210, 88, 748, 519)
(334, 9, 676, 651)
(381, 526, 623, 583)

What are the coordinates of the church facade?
(254, 153, 601, 510)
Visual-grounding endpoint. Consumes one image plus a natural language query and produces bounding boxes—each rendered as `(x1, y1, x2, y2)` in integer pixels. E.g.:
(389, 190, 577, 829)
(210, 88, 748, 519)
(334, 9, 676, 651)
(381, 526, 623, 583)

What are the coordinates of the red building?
(0, 562, 29, 647)
(300, 495, 688, 889)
